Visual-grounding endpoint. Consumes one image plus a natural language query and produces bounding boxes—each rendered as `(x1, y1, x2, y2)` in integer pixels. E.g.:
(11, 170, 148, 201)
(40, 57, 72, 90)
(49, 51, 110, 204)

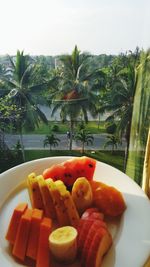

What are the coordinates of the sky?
(0, 0, 150, 56)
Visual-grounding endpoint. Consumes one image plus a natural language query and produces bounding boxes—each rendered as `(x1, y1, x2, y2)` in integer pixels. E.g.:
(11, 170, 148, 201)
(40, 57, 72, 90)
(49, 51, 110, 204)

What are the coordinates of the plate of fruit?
(0, 156, 150, 267)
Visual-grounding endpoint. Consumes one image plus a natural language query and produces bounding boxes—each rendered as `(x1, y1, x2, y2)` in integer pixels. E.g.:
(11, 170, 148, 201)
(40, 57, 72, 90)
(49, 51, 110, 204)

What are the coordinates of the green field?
(22, 121, 106, 134)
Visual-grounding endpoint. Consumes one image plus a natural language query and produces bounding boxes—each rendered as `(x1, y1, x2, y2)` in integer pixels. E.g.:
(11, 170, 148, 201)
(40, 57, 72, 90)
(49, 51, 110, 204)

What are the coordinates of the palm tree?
(49, 46, 104, 150)
(75, 128, 94, 153)
(43, 134, 60, 151)
(0, 50, 48, 161)
(103, 135, 118, 153)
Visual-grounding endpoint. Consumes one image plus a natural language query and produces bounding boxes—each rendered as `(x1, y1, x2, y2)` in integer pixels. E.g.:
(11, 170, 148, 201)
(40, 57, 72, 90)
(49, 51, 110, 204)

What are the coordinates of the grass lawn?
(25, 149, 125, 172)
(22, 121, 106, 135)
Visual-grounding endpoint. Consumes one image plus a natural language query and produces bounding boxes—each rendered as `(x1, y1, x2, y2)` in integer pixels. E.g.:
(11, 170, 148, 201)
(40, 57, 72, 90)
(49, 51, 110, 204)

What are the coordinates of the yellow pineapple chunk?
(37, 175, 56, 219)
(55, 180, 80, 228)
(46, 179, 69, 226)
(27, 173, 44, 210)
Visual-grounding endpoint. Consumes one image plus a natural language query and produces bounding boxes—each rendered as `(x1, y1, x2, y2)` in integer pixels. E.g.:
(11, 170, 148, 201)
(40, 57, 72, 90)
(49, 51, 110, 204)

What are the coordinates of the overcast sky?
(0, 0, 150, 55)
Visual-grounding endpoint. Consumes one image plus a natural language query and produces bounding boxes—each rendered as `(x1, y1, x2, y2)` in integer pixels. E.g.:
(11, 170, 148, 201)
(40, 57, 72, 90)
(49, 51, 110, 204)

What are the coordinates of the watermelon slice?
(43, 156, 96, 187)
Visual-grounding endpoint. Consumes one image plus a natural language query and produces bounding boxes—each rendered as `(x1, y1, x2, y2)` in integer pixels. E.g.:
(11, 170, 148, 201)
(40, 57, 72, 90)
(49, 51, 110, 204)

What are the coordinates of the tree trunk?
(69, 119, 74, 151)
(112, 144, 114, 154)
(19, 126, 25, 162)
(82, 142, 84, 154)
(1, 128, 5, 148)
(97, 113, 100, 129)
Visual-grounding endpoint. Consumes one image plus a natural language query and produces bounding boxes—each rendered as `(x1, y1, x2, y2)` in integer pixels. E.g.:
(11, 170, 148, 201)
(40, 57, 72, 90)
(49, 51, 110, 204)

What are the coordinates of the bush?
(0, 141, 23, 173)
(105, 122, 117, 134)
(51, 124, 59, 132)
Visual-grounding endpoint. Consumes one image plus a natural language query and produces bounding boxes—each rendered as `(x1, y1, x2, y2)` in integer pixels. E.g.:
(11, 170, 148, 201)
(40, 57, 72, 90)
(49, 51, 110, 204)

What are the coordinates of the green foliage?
(105, 118, 117, 134)
(75, 128, 94, 153)
(0, 95, 22, 131)
(19, 121, 105, 135)
(106, 123, 116, 134)
(43, 133, 60, 151)
(0, 50, 49, 161)
(77, 121, 85, 131)
(103, 134, 119, 153)
(49, 46, 105, 150)
(12, 140, 23, 162)
(51, 124, 59, 132)
(0, 139, 23, 173)
(1, 51, 48, 129)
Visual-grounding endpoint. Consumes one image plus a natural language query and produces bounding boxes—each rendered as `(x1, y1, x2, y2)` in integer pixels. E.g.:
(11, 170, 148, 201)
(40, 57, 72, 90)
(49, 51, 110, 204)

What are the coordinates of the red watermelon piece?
(43, 156, 96, 187)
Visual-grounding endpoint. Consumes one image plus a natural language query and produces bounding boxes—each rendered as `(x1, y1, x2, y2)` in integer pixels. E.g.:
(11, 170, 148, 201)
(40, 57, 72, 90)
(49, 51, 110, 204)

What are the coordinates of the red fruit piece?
(43, 156, 96, 187)
(81, 220, 107, 266)
(86, 227, 112, 267)
(43, 164, 65, 181)
(91, 180, 126, 217)
(78, 156, 96, 181)
(77, 219, 94, 255)
(81, 208, 104, 221)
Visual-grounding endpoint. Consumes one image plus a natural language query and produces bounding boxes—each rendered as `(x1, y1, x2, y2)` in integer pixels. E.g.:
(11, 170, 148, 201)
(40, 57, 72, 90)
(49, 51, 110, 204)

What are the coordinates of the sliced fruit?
(63, 191, 80, 228)
(90, 180, 126, 217)
(81, 208, 104, 221)
(27, 174, 44, 210)
(77, 219, 94, 254)
(37, 175, 56, 219)
(26, 209, 43, 260)
(5, 203, 28, 244)
(81, 220, 107, 265)
(49, 226, 77, 264)
(36, 217, 52, 267)
(54, 180, 67, 194)
(27, 173, 36, 203)
(85, 227, 112, 267)
(12, 208, 32, 261)
(72, 177, 93, 214)
(55, 180, 80, 228)
(46, 178, 69, 226)
(43, 164, 65, 181)
(43, 156, 96, 187)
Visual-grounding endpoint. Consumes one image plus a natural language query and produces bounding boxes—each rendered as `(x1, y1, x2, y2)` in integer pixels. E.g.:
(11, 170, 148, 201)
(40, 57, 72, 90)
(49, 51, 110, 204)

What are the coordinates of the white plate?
(0, 156, 150, 267)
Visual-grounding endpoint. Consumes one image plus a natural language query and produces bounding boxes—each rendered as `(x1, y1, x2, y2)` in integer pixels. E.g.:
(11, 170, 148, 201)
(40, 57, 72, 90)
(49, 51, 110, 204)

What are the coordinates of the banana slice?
(49, 226, 77, 263)
(72, 177, 93, 214)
